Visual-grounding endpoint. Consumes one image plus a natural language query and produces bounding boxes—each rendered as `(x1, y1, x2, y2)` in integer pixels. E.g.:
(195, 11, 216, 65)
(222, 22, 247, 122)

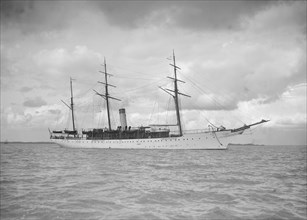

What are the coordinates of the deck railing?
(182, 129, 209, 134)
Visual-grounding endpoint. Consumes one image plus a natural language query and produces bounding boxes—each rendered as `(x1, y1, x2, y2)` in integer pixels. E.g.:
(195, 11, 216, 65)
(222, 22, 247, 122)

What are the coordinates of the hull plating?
(51, 131, 241, 150)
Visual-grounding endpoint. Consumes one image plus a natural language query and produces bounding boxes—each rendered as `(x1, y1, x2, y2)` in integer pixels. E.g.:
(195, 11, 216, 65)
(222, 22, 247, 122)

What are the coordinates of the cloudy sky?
(1, 0, 306, 144)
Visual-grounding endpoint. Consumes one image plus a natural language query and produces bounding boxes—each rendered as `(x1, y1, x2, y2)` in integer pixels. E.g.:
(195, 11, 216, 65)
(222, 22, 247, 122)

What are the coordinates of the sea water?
(1, 143, 306, 220)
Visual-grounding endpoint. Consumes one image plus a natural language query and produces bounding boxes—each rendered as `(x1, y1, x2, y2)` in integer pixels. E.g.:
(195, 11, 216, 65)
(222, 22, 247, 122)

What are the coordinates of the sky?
(1, 0, 306, 145)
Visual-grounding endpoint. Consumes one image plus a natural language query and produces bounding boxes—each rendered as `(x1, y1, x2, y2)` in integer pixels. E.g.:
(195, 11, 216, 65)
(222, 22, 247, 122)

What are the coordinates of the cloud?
(7, 111, 32, 125)
(2, 103, 66, 128)
(39, 45, 100, 67)
(243, 1, 306, 32)
(23, 104, 66, 127)
(0, 1, 275, 33)
(172, 1, 306, 111)
(95, 1, 273, 30)
(23, 97, 47, 107)
(48, 109, 61, 114)
(0, 1, 305, 143)
(1, 1, 83, 35)
(20, 86, 33, 92)
(235, 83, 306, 127)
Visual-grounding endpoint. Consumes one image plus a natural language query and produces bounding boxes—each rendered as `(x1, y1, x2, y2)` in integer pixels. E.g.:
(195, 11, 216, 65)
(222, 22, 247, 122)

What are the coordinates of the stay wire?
(179, 73, 246, 125)
(180, 72, 263, 123)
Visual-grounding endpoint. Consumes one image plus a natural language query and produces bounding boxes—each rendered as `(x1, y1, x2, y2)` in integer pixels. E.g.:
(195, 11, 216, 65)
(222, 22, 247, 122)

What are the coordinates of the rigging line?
(109, 102, 115, 128)
(66, 108, 71, 130)
(61, 84, 100, 106)
(157, 97, 160, 124)
(165, 96, 172, 125)
(178, 72, 232, 108)
(98, 98, 106, 128)
(94, 96, 101, 128)
(111, 72, 163, 80)
(190, 100, 234, 128)
(74, 82, 99, 99)
(180, 75, 246, 124)
(179, 97, 184, 131)
(107, 63, 165, 76)
(112, 76, 162, 80)
(205, 118, 219, 129)
(73, 78, 100, 85)
(181, 74, 259, 121)
(249, 123, 265, 132)
(148, 99, 157, 125)
(189, 84, 226, 110)
(112, 78, 166, 95)
(79, 100, 91, 129)
(111, 101, 120, 127)
(178, 84, 244, 127)
(91, 95, 95, 129)
(54, 110, 62, 131)
(176, 84, 219, 121)
(74, 113, 78, 131)
(177, 68, 238, 105)
(151, 89, 161, 125)
(180, 74, 232, 111)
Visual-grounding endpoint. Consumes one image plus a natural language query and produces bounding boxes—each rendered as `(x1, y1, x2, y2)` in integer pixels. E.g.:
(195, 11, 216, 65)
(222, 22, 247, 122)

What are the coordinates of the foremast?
(94, 58, 121, 131)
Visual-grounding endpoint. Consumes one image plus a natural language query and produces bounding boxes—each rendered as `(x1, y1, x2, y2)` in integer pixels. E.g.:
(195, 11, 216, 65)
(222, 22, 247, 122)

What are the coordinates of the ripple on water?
(1, 144, 306, 219)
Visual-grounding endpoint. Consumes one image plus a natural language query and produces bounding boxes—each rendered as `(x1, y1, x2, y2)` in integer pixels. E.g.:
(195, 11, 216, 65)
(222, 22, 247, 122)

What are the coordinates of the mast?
(104, 58, 111, 130)
(70, 77, 76, 132)
(160, 51, 190, 136)
(94, 58, 121, 131)
(61, 77, 76, 133)
(172, 51, 183, 136)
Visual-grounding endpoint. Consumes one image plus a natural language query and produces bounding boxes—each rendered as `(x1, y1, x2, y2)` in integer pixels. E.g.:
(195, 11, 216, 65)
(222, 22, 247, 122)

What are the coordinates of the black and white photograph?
(1, 0, 306, 219)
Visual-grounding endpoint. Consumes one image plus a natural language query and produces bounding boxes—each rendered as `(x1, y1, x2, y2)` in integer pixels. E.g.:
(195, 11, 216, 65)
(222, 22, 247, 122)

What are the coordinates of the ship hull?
(51, 130, 242, 150)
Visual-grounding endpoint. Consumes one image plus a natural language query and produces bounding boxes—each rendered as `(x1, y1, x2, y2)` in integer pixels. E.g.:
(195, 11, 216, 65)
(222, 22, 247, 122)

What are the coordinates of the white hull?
(51, 130, 242, 150)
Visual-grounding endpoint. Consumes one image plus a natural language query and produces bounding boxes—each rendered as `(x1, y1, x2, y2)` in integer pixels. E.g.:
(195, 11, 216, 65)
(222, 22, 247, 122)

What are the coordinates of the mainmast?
(172, 51, 183, 136)
(94, 58, 121, 131)
(70, 77, 76, 131)
(103, 58, 111, 130)
(160, 51, 190, 136)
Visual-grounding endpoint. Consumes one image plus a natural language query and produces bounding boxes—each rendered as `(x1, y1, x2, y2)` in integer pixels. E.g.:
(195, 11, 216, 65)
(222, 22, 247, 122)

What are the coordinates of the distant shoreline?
(229, 143, 265, 146)
(0, 142, 53, 144)
(228, 143, 307, 147)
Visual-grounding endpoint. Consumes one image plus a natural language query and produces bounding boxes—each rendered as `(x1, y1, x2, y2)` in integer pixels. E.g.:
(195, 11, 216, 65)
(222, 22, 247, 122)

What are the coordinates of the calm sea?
(0, 143, 306, 220)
